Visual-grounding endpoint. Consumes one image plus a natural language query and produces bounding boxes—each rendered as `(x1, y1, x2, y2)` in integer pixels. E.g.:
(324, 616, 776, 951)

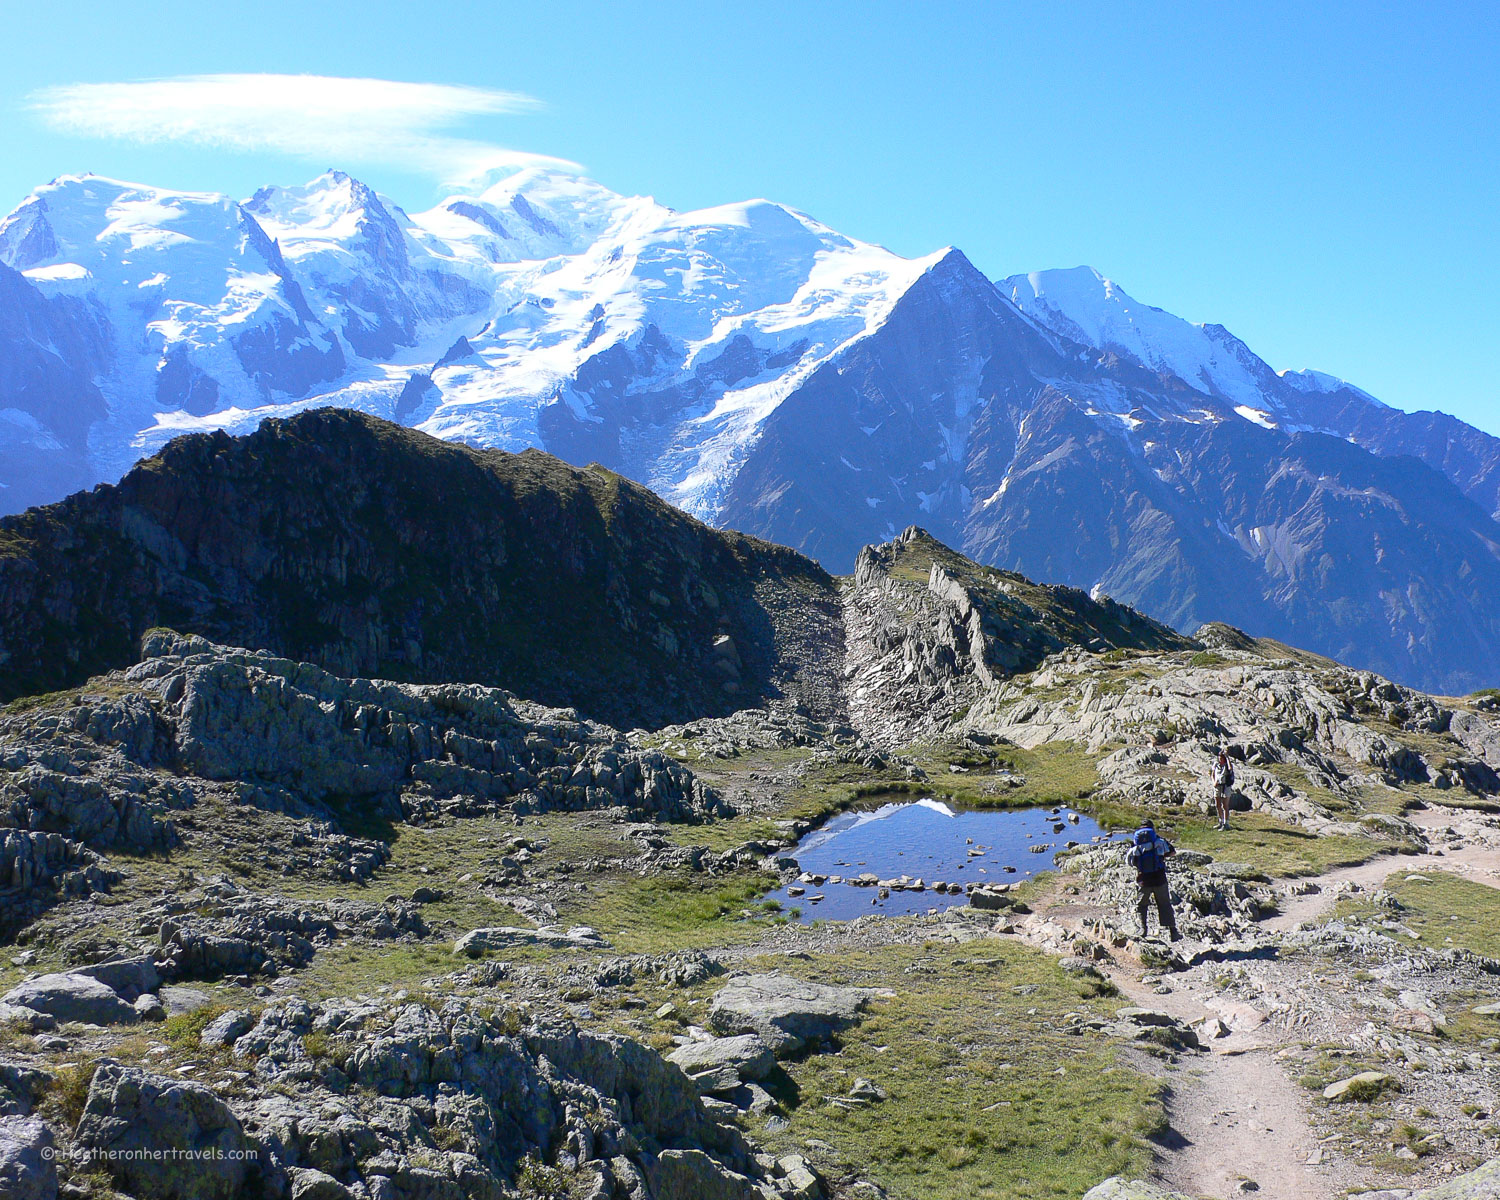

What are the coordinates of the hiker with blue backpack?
(1127, 820, 1181, 941)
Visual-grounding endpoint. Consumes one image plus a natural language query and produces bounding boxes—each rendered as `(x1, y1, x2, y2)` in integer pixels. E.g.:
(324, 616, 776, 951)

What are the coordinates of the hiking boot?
(1169, 929, 1182, 942)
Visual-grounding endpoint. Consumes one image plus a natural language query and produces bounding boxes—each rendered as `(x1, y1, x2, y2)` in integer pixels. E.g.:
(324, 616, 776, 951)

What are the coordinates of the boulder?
(0, 1004, 55, 1034)
(1323, 1071, 1394, 1102)
(75, 955, 161, 1001)
(0, 1116, 55, 1200)
(666, 1034, 776, 1083)
(708, 973, 872, 1055)
(199, 1009, 257, 1049)
(158, 985, 214, 1016)
(454, 926, 606, 956)
(1, 973, 137, 1026)
(1084, 1181, 1195, 1200)
(1408, 1158, 1500, 1199)
(686, 1064, 742, 1095)
(75, 1063, 253, 1200)
(778, 1153, 822, 1200)
(287, 1166, 356, 1199)
(650, 1148, 761, 1200)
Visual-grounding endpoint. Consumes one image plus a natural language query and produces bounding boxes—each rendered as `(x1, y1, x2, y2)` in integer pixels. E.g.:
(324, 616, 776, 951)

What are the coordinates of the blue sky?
(4, 1, 1497, 434)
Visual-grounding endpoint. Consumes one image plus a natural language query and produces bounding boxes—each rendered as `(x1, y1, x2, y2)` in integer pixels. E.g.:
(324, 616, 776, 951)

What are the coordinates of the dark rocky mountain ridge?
(0, 411, 1190, 732)
(0, 410, 845, 730)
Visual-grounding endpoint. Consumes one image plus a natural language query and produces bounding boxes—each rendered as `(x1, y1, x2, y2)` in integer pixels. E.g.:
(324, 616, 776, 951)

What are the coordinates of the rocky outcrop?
(153, 878, 429, 981)
(707, 973, 875, 1055)
(219, 998, 794, 1199)
(76, 1063, 254, 1200)
(967, 641, 1500, 826)
(0, 410, 844, 731)
(843, 527, 1193, 745)
(127, 631, 727, 824)
(0, 631, 735, 938)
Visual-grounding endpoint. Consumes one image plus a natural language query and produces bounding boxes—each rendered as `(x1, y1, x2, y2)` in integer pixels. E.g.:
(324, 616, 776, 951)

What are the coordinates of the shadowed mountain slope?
(0, 409, 844, 729)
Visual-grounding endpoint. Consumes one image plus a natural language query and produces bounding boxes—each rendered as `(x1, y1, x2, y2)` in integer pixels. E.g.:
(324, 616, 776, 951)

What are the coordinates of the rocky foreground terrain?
(2, 419, 1500, 1200)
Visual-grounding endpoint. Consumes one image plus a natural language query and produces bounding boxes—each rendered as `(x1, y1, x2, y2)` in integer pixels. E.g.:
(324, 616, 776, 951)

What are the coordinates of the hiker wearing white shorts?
(1212, 749, 1235, 831)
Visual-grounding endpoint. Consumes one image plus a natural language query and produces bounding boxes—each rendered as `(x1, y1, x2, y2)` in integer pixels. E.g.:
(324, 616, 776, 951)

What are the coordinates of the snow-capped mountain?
(3, 168, 1500, 694)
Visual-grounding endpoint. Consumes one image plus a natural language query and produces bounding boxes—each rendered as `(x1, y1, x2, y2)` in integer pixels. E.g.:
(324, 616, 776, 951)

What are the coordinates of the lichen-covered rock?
(0, 1115, 55, 1200)
(75, 1062, 254, 1200)
(0, 972, 138, 1026)
(651, 1148, 764, 1200)
(667, 1034, 777, 1083)
(1083, 1179, 1195, 1200)
(708, 973, 873, 1055)
(1409, 1157, 1500, 1198)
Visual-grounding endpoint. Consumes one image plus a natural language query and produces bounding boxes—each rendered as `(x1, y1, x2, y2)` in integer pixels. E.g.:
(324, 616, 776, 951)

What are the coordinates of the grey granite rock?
(1, 972, 137, 1026)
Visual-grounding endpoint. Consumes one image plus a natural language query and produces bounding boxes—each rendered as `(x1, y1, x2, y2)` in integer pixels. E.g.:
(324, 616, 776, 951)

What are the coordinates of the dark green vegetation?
(0, 409, 840, 728)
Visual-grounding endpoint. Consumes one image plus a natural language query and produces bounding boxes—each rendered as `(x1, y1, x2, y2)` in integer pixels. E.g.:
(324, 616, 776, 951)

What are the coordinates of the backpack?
(1130, 827, 1165, 879)
(1218, 759, 1235, 788)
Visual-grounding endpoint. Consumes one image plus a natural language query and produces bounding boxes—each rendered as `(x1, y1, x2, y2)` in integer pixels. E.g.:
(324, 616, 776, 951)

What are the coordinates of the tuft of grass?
(45, 1059, 98, 1126)
(162, 1004, 231, 1051)
(1189, 651, 1229, 668)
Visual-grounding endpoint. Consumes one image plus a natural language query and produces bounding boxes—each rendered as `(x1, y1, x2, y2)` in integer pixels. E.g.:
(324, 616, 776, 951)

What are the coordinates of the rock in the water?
(1323, 1071, 1394, 1102)
(1, 972, 138, 1026)
(76, 1063, 252, 1200)
(666, 1034, 776, 1082)
(0, 1116, 55, 1200)
(708, 972, 872, 1055)
(651, 1148, 762, 1200)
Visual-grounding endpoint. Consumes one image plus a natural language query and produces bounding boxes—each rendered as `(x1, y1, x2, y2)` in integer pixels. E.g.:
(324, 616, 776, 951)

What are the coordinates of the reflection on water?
(763, 798, 1118, 922)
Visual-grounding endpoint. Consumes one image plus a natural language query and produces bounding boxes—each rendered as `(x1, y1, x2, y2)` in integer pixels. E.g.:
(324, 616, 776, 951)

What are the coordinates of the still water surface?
(763, 798, 1118, 922)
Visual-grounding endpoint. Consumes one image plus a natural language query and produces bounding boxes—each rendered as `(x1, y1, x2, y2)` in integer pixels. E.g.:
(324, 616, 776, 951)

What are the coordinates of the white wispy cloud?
(29, 74, 577, 188)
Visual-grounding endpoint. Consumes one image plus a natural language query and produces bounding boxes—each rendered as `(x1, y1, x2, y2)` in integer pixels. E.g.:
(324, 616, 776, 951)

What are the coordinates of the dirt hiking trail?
(1023, 802, 1500, 1200)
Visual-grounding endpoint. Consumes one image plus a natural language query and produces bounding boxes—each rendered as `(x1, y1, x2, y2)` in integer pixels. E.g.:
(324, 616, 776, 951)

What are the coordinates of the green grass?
(576, 869, 782, 954)
(748, 941, 1163, 1200)
(1338, 870, 1500, 960)
(1168, 810, 1411, 878)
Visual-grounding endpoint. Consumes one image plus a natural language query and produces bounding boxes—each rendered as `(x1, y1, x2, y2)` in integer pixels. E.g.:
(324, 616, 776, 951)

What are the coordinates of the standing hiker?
(1127, 820, 1181, 941)
(1212, 749, 1235, 831)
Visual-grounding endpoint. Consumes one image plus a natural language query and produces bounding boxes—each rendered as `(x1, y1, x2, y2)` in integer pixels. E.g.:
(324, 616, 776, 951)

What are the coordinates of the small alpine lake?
(763, 797, 1119, 922)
